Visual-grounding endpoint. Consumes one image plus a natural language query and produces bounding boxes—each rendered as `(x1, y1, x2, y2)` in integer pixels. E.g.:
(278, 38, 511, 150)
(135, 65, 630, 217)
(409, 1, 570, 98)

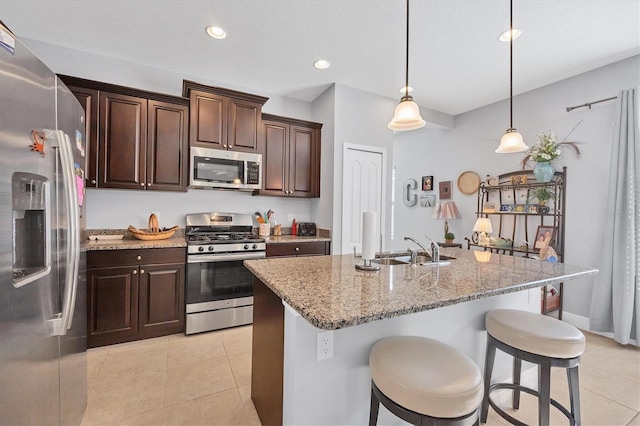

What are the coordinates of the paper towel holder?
(355, 258, 380, 272)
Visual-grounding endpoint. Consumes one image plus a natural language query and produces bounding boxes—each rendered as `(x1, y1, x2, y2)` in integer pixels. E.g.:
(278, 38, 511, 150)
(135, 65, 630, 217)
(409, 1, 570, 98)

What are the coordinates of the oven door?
(186, 258, 256, 305)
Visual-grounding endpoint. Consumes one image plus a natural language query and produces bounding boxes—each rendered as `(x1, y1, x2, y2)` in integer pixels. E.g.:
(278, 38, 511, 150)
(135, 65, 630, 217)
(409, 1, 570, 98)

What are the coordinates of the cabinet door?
(147, 100, 189, 191)
(289, 125, 318, 197)
(69, 86, 99, 188)
(138, 263, 185, 338)
(87, 266, 139, 348)
(262, 120, 288, 195)
(190, 91, 228, 149)
(99, 92, 147, 189)
(229, 98, 262, 152)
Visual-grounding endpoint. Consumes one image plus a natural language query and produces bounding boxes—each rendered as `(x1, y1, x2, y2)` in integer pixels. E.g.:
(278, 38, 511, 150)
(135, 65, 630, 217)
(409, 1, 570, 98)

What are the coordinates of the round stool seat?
(486, 309, 585, 359)
(369, 336, 483, 419)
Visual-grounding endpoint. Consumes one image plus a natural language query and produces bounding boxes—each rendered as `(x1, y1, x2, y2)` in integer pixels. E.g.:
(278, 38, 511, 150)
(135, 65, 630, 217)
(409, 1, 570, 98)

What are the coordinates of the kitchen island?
(244, 249, 597, 425)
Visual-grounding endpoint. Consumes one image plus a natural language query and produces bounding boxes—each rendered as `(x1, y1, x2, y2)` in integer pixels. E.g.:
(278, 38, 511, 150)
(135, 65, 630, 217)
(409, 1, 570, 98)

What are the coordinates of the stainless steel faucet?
(404, 236, 439, 264)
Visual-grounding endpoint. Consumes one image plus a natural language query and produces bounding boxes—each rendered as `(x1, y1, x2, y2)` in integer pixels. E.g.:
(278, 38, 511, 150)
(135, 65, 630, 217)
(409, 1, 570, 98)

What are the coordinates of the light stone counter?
(262, 235, 331, 244)
(246, 249, 598, 425)
(84, 229, 186, 251)
(244, 249, 598, 330)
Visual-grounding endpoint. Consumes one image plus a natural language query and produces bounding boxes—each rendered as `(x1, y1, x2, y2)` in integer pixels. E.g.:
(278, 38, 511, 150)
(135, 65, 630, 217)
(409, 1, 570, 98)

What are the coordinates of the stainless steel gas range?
(185, 212, 265, 335)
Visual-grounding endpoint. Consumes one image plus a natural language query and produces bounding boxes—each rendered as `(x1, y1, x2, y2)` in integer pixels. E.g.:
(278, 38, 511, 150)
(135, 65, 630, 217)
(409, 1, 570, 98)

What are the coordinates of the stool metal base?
(370, 381, 479, 426)
(480, 334, 581, 426)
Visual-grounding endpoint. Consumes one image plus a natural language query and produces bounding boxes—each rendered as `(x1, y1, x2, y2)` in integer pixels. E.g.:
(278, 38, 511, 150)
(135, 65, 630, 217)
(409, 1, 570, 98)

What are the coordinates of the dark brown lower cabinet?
(87, 248, 185, 348)
(266, 241, 330, 258)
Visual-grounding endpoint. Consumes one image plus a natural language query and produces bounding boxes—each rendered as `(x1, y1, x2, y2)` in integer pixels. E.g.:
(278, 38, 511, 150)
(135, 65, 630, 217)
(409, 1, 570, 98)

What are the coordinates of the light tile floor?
(81, 327, 639, 425)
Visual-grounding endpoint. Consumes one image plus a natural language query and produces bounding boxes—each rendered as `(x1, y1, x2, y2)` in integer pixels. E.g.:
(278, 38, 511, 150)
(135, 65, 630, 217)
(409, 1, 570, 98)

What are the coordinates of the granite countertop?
(84, 229, 186, 251)
(244, 249, 598, 331)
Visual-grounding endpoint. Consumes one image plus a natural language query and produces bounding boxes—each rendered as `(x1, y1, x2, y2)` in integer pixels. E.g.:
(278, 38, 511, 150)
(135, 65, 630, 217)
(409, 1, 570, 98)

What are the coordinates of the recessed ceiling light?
(206, 26, 227, 39)
(498, 28, 521, 42)
(399, 86, 413, 94)
(313, 59, 330, 70)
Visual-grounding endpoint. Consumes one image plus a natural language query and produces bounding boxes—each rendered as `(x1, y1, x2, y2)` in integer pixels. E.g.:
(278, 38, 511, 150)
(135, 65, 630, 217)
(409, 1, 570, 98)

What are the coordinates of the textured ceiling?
(1, 0, 638, 116)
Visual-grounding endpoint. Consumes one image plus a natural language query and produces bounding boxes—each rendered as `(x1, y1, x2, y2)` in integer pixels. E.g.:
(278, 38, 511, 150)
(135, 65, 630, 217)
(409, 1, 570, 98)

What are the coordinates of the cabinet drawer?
(88, 247, 186, 268)
(266, 241, 329, 257)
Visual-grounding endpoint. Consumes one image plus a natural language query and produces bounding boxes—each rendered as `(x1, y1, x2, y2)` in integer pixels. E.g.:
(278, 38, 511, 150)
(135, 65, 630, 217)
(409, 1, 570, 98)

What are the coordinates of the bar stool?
(369, 336, 484, 426)
(480, 309, 585, 425)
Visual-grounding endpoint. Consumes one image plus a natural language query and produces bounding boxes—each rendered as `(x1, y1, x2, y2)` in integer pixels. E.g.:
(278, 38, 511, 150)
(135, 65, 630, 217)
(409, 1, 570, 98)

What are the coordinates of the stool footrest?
(487, 383, 577, 426)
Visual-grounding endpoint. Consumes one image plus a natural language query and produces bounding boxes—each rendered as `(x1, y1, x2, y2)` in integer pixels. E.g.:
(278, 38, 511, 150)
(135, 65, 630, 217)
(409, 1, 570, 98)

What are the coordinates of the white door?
(341, 143, 386, 255)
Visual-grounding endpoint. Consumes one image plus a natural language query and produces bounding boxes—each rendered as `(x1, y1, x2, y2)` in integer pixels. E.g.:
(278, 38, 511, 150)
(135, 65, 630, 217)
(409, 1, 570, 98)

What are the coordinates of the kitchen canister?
(259, 223, 271, 237)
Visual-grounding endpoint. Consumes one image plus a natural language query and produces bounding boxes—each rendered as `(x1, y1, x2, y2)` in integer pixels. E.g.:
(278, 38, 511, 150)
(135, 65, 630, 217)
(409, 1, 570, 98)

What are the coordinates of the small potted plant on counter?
(444, 232, 455, 244)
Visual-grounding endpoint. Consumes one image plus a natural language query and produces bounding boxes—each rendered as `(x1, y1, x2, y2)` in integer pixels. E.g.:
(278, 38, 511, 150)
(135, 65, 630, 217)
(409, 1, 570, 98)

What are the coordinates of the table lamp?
(432, 201, 461, 240)
(473, 218, 493, 246)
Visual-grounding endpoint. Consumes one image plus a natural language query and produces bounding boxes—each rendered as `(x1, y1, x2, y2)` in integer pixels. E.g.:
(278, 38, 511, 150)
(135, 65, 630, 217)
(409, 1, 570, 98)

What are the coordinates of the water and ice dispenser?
(12, 172, 50, 287)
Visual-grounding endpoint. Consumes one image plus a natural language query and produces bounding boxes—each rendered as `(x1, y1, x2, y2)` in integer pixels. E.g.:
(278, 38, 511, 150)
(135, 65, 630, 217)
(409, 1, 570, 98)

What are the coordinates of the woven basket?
(128, 214, 178, 240)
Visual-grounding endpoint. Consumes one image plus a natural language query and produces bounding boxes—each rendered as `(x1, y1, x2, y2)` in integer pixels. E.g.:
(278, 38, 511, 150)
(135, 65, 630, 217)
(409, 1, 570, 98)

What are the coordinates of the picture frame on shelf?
(534, 225, 556, 250)
(510, 174, 528, 185)
(483, 201, 497, 213)
(422, 176, 433, 191)
(527, 204, 538, 214)
(420, 194, 436, 207)
(439, 181, 452, 199)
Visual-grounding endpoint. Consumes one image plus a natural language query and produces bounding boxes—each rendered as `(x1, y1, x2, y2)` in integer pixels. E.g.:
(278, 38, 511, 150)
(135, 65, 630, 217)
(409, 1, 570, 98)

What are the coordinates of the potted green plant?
(529, 187, 554, 205)
(444, 232, 455, 244)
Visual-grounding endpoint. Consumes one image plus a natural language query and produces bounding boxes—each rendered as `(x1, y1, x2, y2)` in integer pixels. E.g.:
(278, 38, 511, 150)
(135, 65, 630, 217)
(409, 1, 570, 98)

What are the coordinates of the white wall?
(392, 55, 640, 319)
(20, 38, 320, 230)
(329, 84, 398, 253)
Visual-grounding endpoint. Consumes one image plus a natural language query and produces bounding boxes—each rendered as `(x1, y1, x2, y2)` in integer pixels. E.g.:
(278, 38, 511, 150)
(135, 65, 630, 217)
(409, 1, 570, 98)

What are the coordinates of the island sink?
(373, 253, 456, 265)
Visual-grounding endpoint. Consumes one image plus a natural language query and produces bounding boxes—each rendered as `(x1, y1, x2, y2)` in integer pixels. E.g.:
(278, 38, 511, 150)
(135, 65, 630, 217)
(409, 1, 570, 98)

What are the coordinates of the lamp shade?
(432, 201, 461, 220)
(388, 98, 426, 131)
(495, 128, 528, 153)
(473, 218, 493, 234)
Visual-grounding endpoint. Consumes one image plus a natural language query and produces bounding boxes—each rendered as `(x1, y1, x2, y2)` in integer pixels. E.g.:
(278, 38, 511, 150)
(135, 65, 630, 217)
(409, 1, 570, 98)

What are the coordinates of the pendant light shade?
(496, 128, 526, 153)
(388, 0, 425, 131)
(495, 0, 528, 153)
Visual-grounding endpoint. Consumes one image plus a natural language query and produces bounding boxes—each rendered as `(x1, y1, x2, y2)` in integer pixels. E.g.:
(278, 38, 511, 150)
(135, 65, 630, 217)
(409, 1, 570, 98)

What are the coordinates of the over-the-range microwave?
(190, 146, 262, 190)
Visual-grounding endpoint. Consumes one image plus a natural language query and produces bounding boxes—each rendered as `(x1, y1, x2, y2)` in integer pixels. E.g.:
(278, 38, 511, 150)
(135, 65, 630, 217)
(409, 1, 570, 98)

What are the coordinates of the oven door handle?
(187, 251, 266, 263)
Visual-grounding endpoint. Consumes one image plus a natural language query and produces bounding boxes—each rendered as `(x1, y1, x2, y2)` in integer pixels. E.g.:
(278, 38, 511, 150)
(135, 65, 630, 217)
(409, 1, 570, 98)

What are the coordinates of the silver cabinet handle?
(228, 145, 233, 148)
(295, 247, 300, 251)
(140, 183, 145, 187)
(91, 179, 96, 184)
(133, 269, 138, 275)
(147, 183, 152, 187)
(137, 255, 142, 261)
(140, 269, 145, 274)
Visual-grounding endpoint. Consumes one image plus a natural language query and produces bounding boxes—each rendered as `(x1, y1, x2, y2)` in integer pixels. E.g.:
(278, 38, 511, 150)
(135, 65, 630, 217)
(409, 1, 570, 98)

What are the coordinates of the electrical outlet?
(317, 330, 334, 361)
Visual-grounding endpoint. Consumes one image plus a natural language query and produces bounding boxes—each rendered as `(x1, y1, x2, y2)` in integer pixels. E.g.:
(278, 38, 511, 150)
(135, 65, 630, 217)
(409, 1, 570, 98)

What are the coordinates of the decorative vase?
(533, 162, 554, 182)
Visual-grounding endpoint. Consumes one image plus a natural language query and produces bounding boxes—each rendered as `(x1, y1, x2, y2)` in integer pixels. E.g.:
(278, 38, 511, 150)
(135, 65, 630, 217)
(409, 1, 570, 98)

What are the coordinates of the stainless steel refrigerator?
(0, 22, 87, 425)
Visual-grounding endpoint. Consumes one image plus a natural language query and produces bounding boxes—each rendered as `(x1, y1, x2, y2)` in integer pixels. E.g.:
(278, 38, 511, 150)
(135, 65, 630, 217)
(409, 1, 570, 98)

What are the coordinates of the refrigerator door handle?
(50, 130, 80, 336)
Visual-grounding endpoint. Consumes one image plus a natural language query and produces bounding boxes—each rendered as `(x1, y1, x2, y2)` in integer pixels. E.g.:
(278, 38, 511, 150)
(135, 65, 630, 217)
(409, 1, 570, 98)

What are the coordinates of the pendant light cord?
(509, 0, 513, 129)
(404, 0, 410, 99)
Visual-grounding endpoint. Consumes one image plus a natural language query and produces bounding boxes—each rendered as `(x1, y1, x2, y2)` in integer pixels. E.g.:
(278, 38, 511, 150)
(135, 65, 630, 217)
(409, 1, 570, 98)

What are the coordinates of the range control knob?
(198, 246, 204, 252)
(244, 244, 249, 250)
(252, 244, 258, 249)
(208, 246, 214, 251)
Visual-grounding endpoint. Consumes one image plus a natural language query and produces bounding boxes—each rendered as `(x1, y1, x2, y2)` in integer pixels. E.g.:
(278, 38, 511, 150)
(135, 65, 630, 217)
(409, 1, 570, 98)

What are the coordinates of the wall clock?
(457, 171, 481, 195)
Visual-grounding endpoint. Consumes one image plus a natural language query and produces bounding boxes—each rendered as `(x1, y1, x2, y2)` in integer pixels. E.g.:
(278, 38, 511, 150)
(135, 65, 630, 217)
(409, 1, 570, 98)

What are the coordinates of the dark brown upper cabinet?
(258, 114, 322, 198)
(60, 75, 189, 192)
(182, 80, 268, 153)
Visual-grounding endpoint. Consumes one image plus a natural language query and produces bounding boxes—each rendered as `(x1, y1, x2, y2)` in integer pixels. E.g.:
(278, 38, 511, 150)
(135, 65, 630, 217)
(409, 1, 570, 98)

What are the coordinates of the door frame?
(341, 142, 387, 255)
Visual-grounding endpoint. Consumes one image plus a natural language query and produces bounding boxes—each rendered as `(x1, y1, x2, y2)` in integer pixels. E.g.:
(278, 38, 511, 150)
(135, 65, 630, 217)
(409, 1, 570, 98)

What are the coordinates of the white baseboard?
(561, 311, 590, 330)
(562, 311, 637, 346)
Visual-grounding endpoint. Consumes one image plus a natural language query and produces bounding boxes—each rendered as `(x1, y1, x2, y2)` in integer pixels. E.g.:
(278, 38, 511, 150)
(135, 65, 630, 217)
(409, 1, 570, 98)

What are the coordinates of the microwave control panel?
(247, 162, 260, 185)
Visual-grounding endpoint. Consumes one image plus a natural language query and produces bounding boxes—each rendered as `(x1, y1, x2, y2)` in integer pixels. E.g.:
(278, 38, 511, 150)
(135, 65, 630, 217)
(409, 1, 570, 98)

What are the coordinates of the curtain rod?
(566, 96, 617, 112)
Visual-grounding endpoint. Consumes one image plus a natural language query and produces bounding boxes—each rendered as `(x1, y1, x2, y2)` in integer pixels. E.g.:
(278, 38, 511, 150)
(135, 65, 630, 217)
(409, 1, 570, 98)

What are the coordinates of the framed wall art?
(439, 181, 452, 200)
(422, 176, 433, 191)
(420, 194, 436, 207)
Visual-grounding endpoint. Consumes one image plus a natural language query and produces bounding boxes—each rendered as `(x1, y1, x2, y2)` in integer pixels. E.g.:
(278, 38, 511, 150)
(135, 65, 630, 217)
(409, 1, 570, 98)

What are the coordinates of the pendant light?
(495, 0, 528, 153)
(388, 0, 425, 131)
